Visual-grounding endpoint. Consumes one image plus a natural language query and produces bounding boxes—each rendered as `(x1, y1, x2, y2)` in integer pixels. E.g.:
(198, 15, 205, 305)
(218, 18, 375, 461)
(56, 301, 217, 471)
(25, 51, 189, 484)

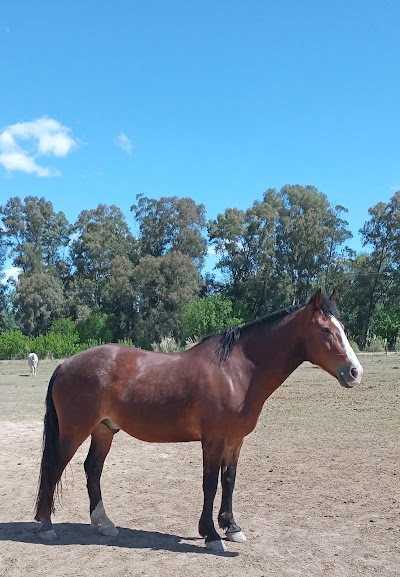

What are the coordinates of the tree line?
(1, 185, 399, 358)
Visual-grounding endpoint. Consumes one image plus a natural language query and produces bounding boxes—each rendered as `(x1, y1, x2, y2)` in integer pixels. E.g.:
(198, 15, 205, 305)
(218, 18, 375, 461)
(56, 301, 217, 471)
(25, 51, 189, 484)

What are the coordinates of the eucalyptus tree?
(0, 196, 71, 334)
(274, 185, 352, 304)
(14, 272, 66, 336)
(208, 185, 351, 317)
(132, 251, 202, 348)
(0, 196, 70, 274)
(208, 206, 251, 307)
(70, 204, 137, 316)
(0, 234, 6, 273)
(208, 192, 282, 318)
(131, 194, 208, 269)
(319, 204, 353, 293)
(101, 254, 137, 341)
(354, 191, 400, 347)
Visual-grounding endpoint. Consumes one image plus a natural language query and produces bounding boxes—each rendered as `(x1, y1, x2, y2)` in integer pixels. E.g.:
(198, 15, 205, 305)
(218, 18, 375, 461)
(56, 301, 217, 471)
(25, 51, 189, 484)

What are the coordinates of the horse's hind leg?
(218, 441, 246, 543)
(36, 432, 89, 540)
(84, 421, 118, 536)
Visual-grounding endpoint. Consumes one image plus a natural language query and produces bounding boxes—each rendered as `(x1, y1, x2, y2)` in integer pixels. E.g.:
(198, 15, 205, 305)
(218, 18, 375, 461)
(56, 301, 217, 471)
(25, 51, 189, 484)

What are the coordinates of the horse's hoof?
(205, 539, 227, 552)
(98, 524, 119, 537)
(37, 529, 58, 541)
(226, 530, 246, 543)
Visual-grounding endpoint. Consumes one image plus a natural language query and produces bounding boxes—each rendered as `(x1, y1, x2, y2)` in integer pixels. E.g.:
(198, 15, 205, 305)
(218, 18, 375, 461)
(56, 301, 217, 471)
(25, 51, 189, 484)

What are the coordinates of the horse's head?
(304, 289, 363, 388)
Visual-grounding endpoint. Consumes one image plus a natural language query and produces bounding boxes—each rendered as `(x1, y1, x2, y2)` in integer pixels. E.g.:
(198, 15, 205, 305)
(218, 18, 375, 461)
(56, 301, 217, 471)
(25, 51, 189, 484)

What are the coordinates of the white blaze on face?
(331, 316, 363, 383)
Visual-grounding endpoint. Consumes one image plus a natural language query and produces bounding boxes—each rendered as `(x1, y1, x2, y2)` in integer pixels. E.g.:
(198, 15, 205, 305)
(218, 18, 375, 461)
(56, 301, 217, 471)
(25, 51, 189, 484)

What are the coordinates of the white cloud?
(0, 152, 59, 177)
(116, 132, 133, 155)
(0, 117, 77, 177)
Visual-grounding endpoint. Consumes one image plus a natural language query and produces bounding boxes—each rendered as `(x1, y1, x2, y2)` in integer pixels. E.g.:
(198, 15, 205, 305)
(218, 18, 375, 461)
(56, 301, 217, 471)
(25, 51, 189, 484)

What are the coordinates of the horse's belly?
(121, 422, 201, 443)
(114, 408, 202, 443)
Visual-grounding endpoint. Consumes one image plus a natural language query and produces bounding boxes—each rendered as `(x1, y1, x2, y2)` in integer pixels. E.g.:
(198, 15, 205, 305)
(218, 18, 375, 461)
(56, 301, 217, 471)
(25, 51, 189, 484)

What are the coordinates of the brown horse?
(34, 290, 363, 552)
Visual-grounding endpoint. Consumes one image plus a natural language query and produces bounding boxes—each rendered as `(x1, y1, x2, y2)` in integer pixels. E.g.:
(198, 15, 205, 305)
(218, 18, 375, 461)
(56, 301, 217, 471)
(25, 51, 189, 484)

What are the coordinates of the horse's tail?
(34, 364, 62, 520)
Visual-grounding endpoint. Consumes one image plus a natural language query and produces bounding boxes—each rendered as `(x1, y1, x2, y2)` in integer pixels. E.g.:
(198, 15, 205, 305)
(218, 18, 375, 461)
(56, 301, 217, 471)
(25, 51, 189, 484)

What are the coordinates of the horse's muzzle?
(337, 365, 363, 388)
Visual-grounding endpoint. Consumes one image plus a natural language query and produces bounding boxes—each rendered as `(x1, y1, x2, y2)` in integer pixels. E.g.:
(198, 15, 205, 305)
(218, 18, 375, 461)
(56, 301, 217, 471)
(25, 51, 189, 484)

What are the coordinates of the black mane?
(204, 293, 340, 364)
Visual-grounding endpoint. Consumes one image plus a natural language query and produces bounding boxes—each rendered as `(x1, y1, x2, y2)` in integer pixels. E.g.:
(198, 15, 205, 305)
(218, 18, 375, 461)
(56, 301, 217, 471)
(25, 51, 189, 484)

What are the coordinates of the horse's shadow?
(0, 522, 237, 557)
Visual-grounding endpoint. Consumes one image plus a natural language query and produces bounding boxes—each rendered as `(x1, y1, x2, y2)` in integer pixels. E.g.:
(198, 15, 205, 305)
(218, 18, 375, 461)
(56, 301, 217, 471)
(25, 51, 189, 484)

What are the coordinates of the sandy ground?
(0, 354, 399, 577)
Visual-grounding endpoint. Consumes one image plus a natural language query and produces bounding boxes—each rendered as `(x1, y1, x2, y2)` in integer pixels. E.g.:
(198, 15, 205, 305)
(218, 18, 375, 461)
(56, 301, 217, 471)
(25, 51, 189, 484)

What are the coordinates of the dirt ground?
(0, 354, 398, 577)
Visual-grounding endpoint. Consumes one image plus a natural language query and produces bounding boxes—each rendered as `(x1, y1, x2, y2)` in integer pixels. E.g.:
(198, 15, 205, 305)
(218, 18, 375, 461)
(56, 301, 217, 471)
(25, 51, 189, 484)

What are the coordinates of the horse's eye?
(321, 327, 331, 334)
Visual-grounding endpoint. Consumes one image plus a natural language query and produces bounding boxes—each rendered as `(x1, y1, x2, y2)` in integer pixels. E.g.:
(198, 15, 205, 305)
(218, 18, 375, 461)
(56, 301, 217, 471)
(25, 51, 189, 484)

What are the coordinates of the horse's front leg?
(198, 440, 226, 552)
(218, 442, 246, 543)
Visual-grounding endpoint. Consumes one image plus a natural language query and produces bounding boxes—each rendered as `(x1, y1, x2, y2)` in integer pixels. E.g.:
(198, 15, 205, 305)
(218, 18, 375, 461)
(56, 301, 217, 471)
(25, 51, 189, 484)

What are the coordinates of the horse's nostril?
(350, 367, 358, 379)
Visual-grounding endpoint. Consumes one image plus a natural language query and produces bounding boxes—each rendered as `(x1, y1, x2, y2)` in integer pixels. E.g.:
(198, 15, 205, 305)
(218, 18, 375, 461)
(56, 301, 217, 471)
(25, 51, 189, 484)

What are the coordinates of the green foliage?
(49, 317, 77, 335)
(33, 317, 81, 358)
(208, 185, 352, 315)
(117, 338, 135, 346)
(0, 321, 100, 360)
(133, 251, 202, 348)
(69, 204, 137, 316)
(83, 338, 104, 349)
(0, 196, 70, 274)
(354, 191, 400, 347)
(181, 295, 244, 339)
(77, 313, 112, 344)
(14, 272, 66, 336)
(0, 330, 32, 359)
(370, 302, 400, 347)
(131, 194, 207, 268)
(1, 189, 400, 355)
(0, 283, 17, 331)
(31, 333, 78, 359)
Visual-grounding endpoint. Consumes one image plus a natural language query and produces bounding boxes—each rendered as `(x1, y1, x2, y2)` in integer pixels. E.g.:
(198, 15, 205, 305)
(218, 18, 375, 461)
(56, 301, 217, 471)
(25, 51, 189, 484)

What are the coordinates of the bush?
(0, 330, 32, 359)
(77, 313, 112, 344)
(82, 338, 105, 350)
(151, 336, 182, 353)
(118, 338, 136, 347)
(34, 334, 81, 359)
(365, 335, 387, 353)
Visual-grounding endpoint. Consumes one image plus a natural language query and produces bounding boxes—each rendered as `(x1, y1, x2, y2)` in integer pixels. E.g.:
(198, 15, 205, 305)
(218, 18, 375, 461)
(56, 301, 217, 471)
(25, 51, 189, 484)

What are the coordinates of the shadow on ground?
(0, 522, 238, 557)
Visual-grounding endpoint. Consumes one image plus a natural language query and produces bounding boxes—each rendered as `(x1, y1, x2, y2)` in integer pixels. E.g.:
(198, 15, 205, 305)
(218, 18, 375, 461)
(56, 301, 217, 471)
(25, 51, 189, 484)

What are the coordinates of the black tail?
(34, 364, 62, 520)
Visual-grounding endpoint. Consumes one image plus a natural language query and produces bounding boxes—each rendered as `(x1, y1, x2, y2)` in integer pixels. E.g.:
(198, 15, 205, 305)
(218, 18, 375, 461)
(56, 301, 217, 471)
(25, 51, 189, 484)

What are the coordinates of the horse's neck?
(240, 308, 306, 406)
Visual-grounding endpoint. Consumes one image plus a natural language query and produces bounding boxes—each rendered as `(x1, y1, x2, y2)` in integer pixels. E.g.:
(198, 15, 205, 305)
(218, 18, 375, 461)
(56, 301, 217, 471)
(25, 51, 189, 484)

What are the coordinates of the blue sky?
(1, 1, 399, 276)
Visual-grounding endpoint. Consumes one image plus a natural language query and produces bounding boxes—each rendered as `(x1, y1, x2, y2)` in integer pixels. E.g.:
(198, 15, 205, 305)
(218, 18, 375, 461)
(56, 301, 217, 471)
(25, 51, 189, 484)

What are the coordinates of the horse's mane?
(202, 293, 340, 364)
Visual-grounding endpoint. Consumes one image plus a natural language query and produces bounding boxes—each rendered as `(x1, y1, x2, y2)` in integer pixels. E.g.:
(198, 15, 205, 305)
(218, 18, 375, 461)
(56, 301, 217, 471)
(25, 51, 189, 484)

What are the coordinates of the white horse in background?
(28, 352, 38, 376)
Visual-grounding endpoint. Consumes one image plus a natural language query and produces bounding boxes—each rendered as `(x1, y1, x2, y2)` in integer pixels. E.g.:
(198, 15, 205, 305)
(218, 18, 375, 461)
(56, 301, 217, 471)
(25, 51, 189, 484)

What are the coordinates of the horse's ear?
(311, 288, 323, 310)
(329, 289, 337, 302)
